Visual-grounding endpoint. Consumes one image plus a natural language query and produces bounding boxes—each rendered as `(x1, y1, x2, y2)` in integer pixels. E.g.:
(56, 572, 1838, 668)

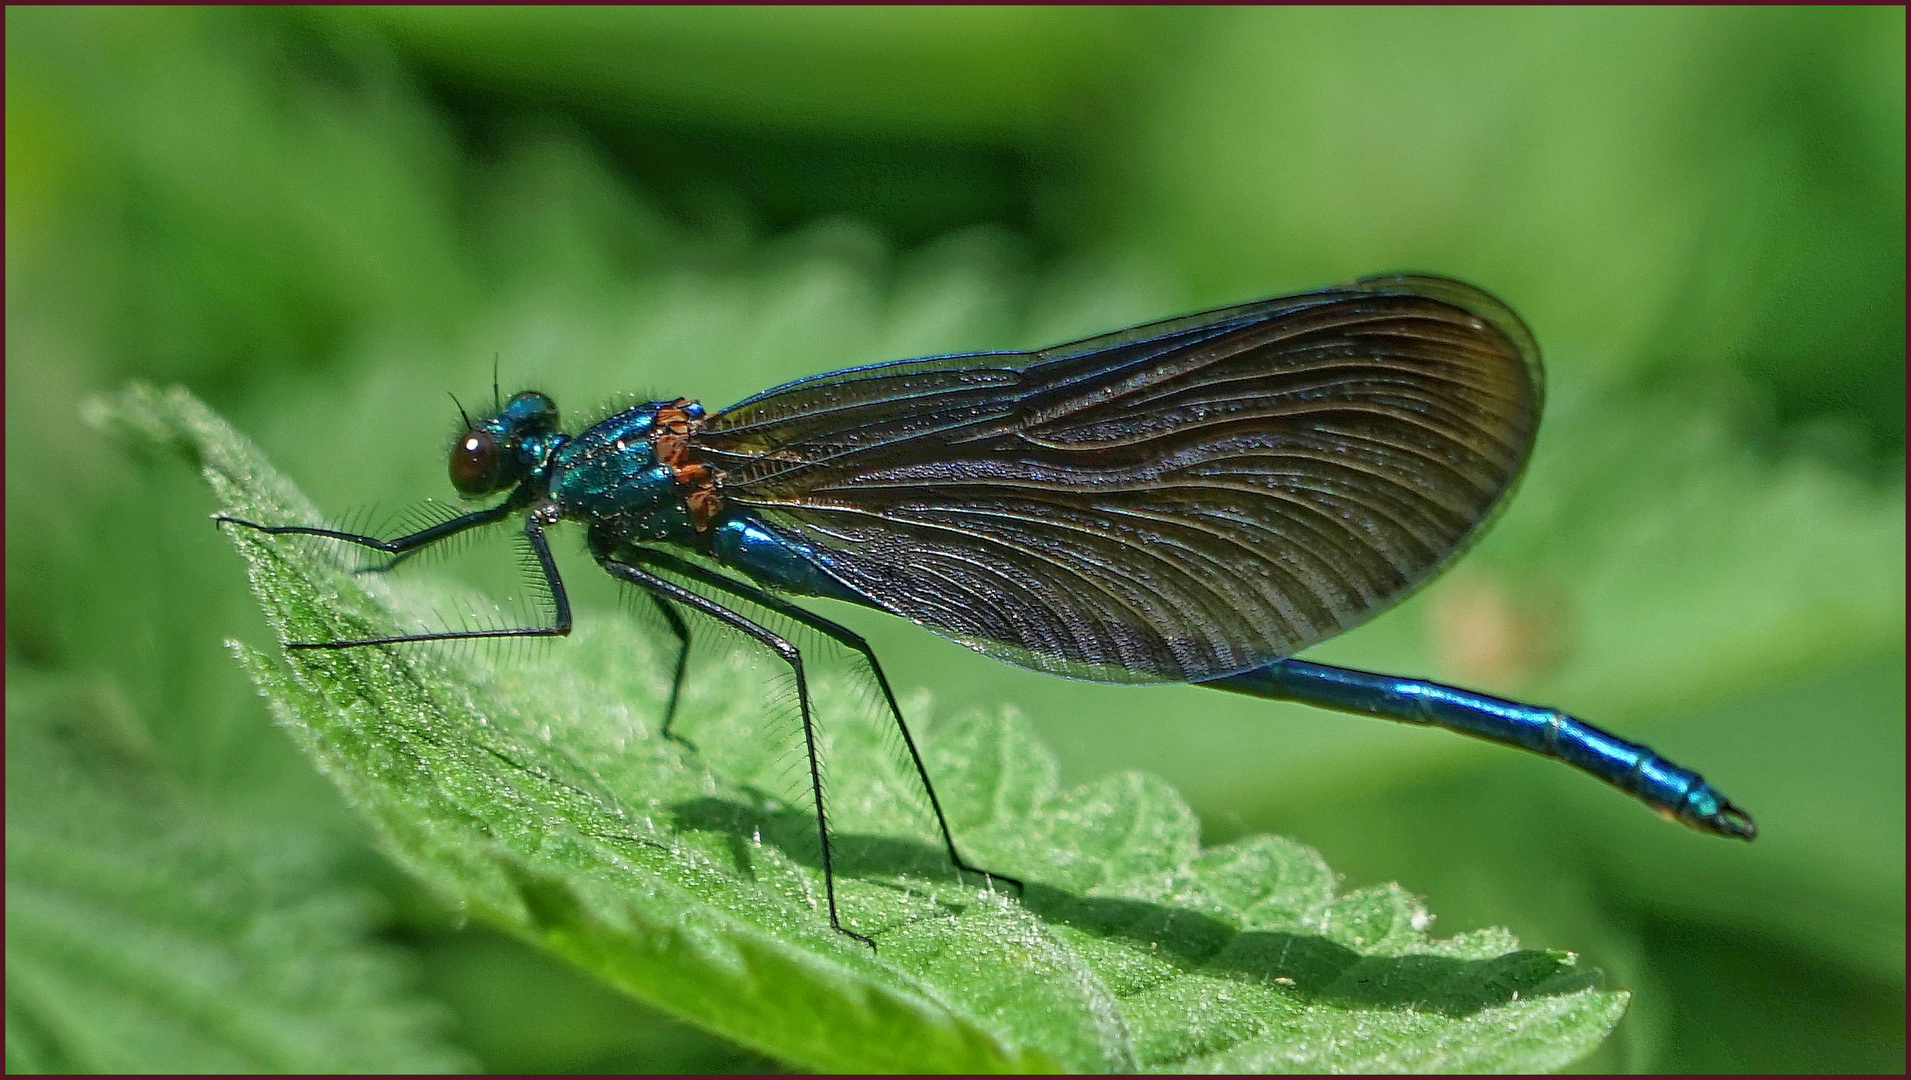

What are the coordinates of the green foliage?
(9, 7, 1903, 1072)
(5, 673, 466, 1073)
(95, 383, 1628, 1071)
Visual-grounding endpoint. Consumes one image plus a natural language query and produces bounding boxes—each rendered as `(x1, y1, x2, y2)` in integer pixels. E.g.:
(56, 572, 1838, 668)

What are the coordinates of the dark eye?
(449, 429, 504, 495)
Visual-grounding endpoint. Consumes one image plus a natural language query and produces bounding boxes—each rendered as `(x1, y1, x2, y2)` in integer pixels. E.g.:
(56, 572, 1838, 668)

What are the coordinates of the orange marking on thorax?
(653, 399, 724, 531)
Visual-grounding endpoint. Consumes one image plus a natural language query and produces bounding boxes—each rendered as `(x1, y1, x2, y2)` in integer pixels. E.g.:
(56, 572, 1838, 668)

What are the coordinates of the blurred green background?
(6, 7, 1903, 1073)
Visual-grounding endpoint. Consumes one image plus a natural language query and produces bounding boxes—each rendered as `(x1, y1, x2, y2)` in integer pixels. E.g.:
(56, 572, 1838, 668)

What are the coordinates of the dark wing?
(695, 274, 1543, 684)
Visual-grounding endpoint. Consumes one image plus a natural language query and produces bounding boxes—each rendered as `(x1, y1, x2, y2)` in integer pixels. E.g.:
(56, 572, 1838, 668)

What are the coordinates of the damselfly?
(219, 273, 1755, 948)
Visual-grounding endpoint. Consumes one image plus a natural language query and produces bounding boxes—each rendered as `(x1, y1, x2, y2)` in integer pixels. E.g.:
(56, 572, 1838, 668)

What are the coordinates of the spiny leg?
(221, 511, 572, 649)
(647, 594, 694, 748)
(217, 494, 522, 564)
(354, 503, 487, 576)
(594, 548, 875, 950)
(624, 547, 1023, 894)
(357, 512, 477, 576)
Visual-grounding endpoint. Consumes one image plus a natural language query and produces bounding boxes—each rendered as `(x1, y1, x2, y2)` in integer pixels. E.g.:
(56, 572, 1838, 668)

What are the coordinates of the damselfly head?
(449, 390, 561, 497)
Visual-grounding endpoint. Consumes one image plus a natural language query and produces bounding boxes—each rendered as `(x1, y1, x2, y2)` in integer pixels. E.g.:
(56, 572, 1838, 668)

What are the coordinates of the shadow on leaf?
(670, 794, 1596, 1018)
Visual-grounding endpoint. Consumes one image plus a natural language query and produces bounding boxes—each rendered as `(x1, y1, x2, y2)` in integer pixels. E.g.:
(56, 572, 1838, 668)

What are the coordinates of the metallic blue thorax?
(547, 401, 869, 607)
(549, 403, 700, 542)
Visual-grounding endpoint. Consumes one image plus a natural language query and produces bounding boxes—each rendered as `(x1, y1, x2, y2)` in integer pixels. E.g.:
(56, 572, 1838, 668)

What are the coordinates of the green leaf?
(4, 671, 468, 1074)
(96, 382, 1630, 1072)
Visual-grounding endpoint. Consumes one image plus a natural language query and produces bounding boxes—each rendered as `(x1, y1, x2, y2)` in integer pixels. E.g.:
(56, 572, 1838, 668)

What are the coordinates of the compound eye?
(450, 428, 504, 495)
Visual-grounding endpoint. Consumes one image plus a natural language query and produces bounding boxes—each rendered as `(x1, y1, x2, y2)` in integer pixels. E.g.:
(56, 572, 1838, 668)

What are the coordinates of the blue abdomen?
(708, 512, 872, 606)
